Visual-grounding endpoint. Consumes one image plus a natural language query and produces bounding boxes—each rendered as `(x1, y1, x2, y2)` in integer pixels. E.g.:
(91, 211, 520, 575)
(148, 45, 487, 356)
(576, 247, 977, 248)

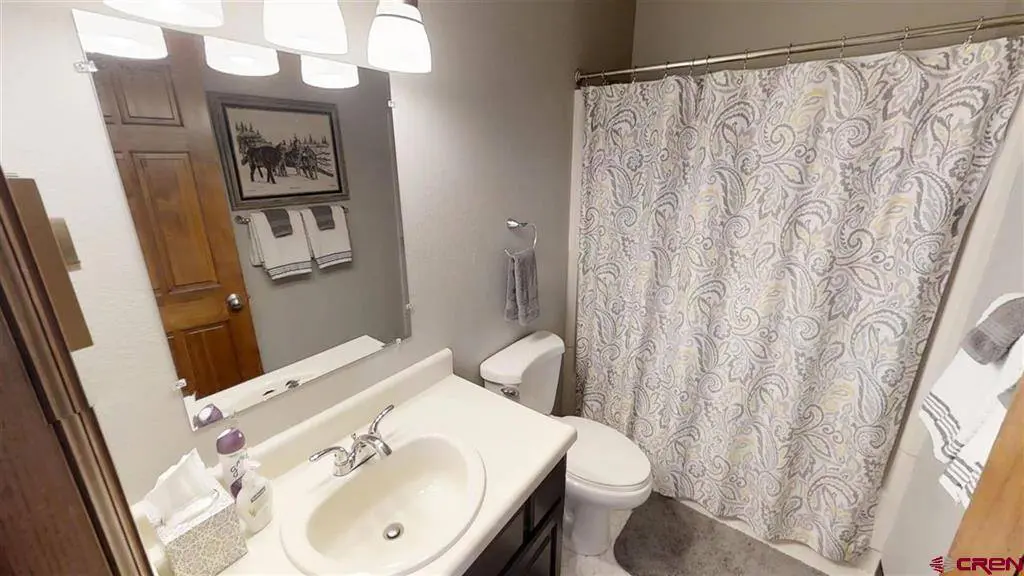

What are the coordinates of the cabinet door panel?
(525, 531, 554, 576)
(465, 508, 525, 576)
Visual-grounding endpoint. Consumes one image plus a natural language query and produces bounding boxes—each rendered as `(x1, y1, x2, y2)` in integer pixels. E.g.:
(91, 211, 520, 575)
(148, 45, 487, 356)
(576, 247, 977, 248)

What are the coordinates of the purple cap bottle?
(216, 427, 248, 497)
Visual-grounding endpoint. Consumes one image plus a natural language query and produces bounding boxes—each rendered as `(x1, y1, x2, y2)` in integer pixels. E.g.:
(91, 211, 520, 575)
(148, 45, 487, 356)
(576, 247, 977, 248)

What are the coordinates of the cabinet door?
(466, 508, 526, 576)
(525, 533, 554, 576)
(506, 513, 560, 576)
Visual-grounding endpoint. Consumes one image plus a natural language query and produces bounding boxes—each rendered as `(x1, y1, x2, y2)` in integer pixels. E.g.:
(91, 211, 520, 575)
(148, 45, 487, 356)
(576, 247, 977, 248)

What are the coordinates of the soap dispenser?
(235, 461, 273, 534)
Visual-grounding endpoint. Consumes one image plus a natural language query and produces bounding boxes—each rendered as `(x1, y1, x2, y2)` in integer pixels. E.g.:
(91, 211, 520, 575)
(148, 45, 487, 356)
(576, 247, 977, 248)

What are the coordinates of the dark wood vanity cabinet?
(465, 458, 566, 576)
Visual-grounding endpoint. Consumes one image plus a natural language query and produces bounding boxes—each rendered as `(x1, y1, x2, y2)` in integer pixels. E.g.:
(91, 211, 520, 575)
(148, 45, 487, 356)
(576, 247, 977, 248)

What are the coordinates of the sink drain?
(382, 522, 404, 541)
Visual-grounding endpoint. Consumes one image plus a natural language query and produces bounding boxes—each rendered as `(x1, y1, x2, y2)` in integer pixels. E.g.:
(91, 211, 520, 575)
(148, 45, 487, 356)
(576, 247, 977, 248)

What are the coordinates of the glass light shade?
(103, 0, 224, 28)
(204, 36, 280, 77)
(263, 0, 348, 55)
(366, 0, 431, 73)
(72, 10, 168, 59)
(301, 56, 359, 89)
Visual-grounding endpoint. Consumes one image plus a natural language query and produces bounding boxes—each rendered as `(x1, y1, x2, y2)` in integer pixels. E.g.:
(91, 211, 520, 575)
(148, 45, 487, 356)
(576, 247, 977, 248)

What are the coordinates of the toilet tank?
(480, 332, 565, 414)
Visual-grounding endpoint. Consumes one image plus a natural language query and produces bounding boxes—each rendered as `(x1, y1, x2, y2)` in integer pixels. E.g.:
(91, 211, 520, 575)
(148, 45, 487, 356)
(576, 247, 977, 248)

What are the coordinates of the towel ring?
(505, 218, 537, 257)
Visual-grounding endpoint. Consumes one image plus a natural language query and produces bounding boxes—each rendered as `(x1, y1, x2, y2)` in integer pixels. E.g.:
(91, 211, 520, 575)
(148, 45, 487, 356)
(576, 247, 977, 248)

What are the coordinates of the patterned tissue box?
(156, 488, 247, 576)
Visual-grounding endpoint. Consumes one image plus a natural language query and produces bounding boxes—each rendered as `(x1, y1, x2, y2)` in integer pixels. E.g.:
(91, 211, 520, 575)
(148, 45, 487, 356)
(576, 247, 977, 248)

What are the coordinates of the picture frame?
(207, 92, 349, 210)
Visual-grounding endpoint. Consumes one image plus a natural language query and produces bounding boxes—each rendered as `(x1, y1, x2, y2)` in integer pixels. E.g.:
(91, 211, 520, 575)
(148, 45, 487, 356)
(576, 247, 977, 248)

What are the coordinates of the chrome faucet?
(309, 404, 394, 477)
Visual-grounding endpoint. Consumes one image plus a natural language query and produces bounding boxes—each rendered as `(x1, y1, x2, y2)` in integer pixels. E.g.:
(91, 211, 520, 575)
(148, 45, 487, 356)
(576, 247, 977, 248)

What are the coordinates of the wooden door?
(949, 377, 1023, 574)
(0, 169, 150, 574)
(0, 259, 112, 576)
(93, 31, 262, 398)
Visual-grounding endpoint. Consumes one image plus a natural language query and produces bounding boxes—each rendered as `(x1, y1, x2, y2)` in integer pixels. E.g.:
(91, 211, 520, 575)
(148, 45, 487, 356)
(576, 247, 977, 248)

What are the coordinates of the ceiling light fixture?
(300, 56, 359, 89)
(72, 10, 168, 60)
(103, 0, 224, 28)
(367, 0, 432, 74)
(204, 36, 280, 77)
(263, 0, 348, 55)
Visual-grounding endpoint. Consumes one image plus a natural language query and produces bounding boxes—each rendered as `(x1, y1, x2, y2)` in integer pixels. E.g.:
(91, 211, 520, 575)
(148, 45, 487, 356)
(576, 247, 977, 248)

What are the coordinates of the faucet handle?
(309, 445, 348, 463)
(367, 404, 395, 436)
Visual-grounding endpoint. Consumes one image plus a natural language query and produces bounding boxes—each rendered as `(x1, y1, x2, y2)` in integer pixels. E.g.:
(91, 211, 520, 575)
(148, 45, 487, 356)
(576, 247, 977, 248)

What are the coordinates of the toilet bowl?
(480, 332, 652, 557)
(558, 416, 652, 555)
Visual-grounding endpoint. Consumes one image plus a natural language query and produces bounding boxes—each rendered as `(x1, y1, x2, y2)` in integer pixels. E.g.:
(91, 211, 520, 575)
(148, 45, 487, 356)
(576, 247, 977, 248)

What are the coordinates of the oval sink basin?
(281, 435, 485, 575)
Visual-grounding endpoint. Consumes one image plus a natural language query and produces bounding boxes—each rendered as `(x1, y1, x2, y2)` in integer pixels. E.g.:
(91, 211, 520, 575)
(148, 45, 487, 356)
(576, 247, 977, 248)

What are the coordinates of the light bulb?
(263, 0, 348, 55)
(103, 0, 224, 28)
(301, 55, 359, 89)
(204, 37, 279, 77)
(367, 0, 431, 73)
(72, 10, 168, 60)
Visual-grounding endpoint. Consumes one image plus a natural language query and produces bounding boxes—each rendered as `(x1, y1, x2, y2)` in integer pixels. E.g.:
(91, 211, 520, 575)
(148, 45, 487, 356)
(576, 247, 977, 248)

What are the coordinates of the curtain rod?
(575, 14, 1024, 85)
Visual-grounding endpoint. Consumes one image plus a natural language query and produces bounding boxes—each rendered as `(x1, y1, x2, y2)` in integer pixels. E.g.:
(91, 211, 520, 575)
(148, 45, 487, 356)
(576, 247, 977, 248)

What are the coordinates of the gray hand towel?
(962, 296, 1024, 364)
(262, 208, 293, 237)
(309, 205, 336, 231)
(504, 248, 540, 326)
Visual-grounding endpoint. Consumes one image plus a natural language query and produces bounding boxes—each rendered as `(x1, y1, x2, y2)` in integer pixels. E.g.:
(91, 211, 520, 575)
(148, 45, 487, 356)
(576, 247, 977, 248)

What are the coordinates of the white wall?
(0, 0, 634, 500)
(627, 1, 1024, 573)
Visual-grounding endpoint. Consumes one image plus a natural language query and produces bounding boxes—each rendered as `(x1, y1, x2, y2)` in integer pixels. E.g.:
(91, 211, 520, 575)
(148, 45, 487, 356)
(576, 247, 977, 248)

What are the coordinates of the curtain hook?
(663, 61, 670, 80)
(964, 16, 984, 47)
(839, 35, 846, 60)
(630, 68, 637, 84)
(688, 57, 696, 78)
(743, 49, 749, 70)
(704, 55, 711, 76)
(786, 43, 793, 65)
(600, 71, 608, 86)
(898, 25, 910, 54)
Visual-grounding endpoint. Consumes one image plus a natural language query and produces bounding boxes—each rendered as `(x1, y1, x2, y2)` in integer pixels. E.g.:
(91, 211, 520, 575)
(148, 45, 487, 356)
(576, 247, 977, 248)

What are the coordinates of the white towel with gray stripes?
(938, 402, 1007, 506)
(919, 293, 1024, 503)
(247, 210, 312, 280)
(299, 205, 351, 269)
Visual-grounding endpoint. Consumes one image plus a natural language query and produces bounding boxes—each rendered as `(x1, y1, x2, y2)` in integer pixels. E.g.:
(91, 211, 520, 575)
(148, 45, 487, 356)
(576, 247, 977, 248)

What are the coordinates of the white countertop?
(221, 373, 576, 574)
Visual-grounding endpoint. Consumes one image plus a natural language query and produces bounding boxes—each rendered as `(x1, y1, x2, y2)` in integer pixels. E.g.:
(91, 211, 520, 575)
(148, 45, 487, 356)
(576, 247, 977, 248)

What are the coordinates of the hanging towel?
(261, 208, 293, 237)
(504, 248, 539, 326)
(247, 210, 311, 280)
(309, 205, 335, 230)
(299, 205, 351, 269)
(919, 293, 1024, 462)
(962, 296, 1024, 363)
(939, 402, 1008, 506)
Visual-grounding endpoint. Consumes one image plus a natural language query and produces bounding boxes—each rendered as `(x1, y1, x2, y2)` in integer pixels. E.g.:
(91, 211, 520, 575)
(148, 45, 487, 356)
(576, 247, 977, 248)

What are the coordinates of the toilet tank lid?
(480, 331, 565, 385)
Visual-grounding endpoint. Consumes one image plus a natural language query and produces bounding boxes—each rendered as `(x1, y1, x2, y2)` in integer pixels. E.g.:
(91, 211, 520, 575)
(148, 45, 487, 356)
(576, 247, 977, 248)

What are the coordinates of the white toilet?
(480, 331, 652, 556)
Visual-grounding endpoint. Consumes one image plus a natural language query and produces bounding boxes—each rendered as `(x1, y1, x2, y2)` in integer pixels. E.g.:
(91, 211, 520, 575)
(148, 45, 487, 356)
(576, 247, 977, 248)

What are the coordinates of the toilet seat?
(558, 416, 651, 491)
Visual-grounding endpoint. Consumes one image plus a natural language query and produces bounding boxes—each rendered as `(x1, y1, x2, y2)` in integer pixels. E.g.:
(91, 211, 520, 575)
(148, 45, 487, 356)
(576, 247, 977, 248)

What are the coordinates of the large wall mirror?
(71, 12, 409, 429)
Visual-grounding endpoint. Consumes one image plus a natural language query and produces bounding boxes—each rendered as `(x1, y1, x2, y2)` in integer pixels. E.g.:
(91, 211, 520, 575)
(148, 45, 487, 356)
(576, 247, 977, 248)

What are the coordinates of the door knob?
(226, 293, 244, 311)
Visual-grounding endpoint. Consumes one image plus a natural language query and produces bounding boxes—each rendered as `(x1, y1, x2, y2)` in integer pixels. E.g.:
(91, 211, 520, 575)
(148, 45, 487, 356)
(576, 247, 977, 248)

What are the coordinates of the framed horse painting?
(208, 92, 348, 210)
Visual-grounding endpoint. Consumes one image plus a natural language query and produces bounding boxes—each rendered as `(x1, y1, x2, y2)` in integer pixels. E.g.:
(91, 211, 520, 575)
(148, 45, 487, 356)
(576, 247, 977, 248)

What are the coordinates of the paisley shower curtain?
(575, 37, 1024, 562)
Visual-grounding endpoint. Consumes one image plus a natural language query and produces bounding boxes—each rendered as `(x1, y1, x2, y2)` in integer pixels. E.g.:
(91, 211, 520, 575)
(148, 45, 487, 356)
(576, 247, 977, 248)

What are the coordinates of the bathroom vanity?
(134, 350, 575, 575)
(465, 459, 566, 576)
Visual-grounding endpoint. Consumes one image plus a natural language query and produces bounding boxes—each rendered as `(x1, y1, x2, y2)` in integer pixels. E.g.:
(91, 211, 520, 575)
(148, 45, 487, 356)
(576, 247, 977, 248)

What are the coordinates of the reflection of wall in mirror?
(203, 55, 407, 373)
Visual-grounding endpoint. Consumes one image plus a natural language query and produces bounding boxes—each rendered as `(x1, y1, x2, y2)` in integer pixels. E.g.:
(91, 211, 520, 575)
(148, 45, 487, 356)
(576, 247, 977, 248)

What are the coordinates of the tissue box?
(156, 489, 247, 576)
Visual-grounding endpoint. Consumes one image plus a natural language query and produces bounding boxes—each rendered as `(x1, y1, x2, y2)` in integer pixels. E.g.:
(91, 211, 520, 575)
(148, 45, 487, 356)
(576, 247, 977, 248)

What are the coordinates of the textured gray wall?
(202, 56, 406, 372)
(632, 0, 1024, 69)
